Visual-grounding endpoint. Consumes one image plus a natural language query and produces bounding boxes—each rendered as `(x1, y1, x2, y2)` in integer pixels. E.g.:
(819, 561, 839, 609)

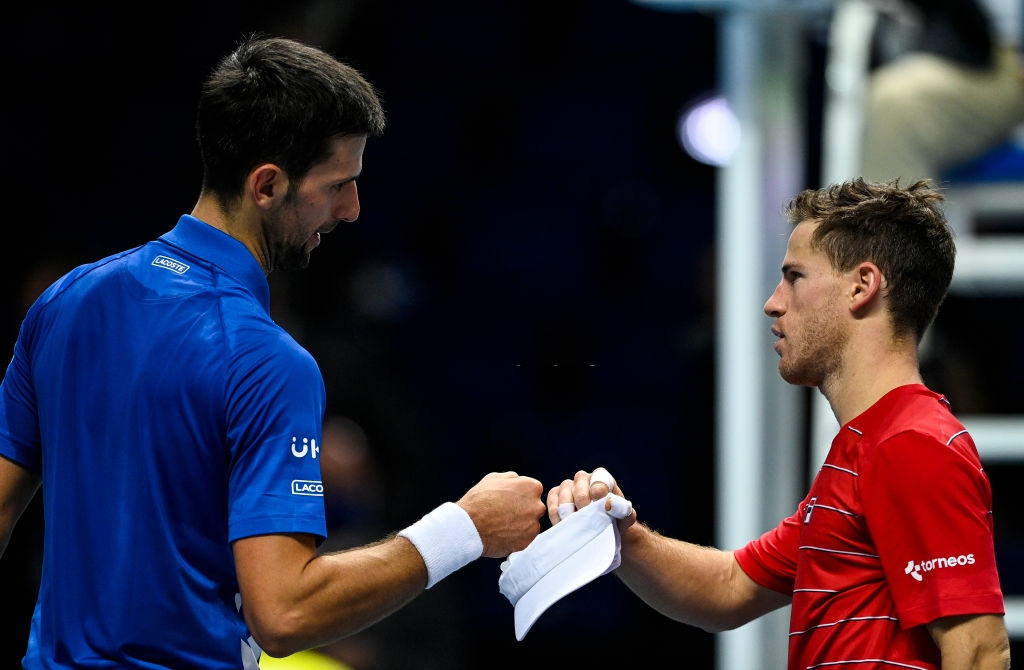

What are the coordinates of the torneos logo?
(904, 553, 975, 582)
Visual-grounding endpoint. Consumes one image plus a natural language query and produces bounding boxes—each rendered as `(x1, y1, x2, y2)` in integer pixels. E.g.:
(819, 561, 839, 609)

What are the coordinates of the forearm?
(286, 537, 426, 649)
(615, 522, 785, 633)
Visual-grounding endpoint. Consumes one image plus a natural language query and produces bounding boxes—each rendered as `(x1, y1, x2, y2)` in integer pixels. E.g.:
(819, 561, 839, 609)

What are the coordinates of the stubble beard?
(275, 246, 312, 272)
(264, 206, 313, 273)
(777, 306, 847, 389)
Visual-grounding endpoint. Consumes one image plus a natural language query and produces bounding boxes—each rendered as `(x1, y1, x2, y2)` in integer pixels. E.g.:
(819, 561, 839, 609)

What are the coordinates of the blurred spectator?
(860, 0, 1024, 182)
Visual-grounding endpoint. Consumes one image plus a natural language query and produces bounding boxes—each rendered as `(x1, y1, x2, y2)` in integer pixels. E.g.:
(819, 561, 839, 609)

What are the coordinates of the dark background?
(1, 1, 1020, 668)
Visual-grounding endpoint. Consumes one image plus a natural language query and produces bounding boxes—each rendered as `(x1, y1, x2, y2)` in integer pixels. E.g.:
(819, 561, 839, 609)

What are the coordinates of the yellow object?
(259, 649, 354, 670)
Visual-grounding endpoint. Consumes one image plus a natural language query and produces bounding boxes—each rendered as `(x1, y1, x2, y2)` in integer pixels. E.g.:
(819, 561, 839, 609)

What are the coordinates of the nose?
(335, 180, 360, 222)
(764, 281, 784, 317)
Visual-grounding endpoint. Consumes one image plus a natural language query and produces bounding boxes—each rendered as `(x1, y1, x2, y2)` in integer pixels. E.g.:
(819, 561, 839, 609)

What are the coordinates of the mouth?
(318, 220, 340, 235)
(309, 221, 340, 251)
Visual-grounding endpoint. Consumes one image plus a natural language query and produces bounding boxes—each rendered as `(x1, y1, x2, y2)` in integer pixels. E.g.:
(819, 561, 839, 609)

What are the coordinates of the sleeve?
(0, 270, 84, 472)
(0, 317, 42, 472)
(733, 497, 808, 596)
(860, 431, 1004, 628)
(224, 329, 328, 543)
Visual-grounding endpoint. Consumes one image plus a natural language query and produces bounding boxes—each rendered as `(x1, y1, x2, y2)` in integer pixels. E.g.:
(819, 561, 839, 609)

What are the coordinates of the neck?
(821, 342, 923, 425)
(191, 194, 270, 275)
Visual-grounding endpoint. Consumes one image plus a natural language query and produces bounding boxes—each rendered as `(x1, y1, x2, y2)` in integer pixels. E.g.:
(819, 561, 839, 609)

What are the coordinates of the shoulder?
(31, 246, 142, 305)
(854, 385, 968, 449)
(848, 386, 985, 480)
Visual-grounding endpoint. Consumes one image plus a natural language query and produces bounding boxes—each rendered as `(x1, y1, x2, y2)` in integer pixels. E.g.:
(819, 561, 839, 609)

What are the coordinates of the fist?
(457, 471, 545, 558)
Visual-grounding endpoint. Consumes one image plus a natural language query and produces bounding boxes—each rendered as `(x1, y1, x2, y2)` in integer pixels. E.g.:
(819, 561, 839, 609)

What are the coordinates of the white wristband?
(398, 502, 483, 588)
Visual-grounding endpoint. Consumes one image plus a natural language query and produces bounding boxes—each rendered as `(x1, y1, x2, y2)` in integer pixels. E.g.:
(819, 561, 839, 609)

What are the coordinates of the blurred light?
(677, 94, 741, 166)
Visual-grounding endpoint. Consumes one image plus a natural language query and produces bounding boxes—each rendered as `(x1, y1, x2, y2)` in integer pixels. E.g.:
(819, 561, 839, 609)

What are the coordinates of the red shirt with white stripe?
(735, 384, 1005, 670)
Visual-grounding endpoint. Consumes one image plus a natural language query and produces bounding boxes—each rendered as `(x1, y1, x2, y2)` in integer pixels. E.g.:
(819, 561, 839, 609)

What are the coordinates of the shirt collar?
(160, 215, 270, 312)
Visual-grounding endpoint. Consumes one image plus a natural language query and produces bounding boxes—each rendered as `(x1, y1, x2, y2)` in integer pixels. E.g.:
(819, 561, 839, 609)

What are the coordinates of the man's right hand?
(456, 471, 545, 558)
(545, 467, 637, 530)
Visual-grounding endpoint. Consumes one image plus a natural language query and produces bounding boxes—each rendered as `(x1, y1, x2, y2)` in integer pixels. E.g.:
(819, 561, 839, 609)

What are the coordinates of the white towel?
(498, 492, 632, 640)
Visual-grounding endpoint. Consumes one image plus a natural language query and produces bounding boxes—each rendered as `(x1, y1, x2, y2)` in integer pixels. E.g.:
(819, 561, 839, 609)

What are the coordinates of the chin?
(273, 251, 312, 273)
(779, 364, 813, 387)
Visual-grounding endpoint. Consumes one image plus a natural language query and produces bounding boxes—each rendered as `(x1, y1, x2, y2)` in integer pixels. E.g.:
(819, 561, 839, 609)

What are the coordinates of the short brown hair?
(784, 177, 955, 342)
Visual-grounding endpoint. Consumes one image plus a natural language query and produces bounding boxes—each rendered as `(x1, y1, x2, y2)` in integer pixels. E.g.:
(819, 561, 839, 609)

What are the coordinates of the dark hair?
(784, 177, 955, 342)
(196, 34, 385, 203)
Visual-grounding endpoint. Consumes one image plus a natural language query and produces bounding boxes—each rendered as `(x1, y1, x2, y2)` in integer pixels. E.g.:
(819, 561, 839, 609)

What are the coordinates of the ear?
(247, 163, 288, 210)
(848, 261, 883, 314)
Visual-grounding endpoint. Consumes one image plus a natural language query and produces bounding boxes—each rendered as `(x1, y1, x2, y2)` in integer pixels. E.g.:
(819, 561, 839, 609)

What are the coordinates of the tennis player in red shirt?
(550, 178, 1010, 669)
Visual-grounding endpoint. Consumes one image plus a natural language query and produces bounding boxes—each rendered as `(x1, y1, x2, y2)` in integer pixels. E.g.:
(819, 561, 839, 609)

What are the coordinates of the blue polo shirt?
(0, 215, 328, 669)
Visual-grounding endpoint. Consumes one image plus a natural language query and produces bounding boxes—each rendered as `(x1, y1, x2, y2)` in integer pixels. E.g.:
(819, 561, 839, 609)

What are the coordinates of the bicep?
(728, 554, 792, 626)
(233, 532, 319, 620)
(0, 454, 41, 556)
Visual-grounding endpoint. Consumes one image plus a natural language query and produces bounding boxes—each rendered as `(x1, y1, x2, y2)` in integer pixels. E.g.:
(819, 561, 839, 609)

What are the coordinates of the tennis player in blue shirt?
(0, 34, 545, 669)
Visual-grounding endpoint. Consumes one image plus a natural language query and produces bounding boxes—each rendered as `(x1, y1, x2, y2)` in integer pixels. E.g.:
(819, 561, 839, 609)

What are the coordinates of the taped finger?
(591, 467, 615, 491)
(605, 494, 633, 519)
